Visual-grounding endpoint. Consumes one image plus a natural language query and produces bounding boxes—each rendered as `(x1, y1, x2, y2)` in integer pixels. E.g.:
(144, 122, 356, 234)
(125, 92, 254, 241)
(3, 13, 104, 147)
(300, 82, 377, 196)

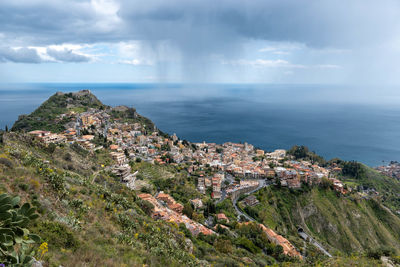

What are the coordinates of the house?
(190, 198, 203, 209)
(29, 130, 51, 138)
(197, 177, 205, 194)
(156, 192, 183, 213)
(256, 149, 265, 156)
(82, 135, 95, 141)
(111, 164, 132, 181)
(243, 195, 259, 206)
(110, 152, 127, 165)
(212, 177, 222, 192)
(110, 144, 119, 150)
(211, 191, 222, 199)
(169, 203, 184, 213)
(205, 177, 212, 187)
(217, 213, 229, 222)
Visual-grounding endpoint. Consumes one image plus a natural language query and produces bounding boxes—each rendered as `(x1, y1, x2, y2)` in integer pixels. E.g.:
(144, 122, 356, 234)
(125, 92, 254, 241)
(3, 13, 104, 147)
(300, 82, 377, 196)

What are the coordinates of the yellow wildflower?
(38, 242, 48, 258)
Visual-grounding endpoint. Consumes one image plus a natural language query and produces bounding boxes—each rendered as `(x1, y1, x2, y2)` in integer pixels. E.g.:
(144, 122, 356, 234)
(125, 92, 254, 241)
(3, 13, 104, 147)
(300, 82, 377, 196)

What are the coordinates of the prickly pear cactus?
(0, 193, 41, 266)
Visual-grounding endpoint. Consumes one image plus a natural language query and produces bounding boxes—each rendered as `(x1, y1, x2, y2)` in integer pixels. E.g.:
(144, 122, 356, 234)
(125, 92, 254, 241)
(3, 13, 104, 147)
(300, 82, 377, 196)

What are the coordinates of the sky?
(0, 0, 400, 84)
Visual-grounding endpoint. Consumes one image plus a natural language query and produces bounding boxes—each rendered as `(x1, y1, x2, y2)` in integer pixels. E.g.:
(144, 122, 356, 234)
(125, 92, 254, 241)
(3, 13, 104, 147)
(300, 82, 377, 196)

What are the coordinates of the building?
(111, 164, 132, 181)
(217, 213, 229, 222)
(110, 152, 127, 165)
(243, 195, 259, 206)
(190, 198, 203, 209)
(156, 192, 184, 214)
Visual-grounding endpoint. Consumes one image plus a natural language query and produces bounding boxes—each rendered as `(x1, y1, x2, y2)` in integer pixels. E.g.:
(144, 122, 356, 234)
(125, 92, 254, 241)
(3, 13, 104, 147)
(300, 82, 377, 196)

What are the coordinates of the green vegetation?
(12, 91, 105, 133)
(4, 93, 400, 266)
(0, 193, 41, 266)
(253, 185, 400, 256)
(287, 145, 326, 165)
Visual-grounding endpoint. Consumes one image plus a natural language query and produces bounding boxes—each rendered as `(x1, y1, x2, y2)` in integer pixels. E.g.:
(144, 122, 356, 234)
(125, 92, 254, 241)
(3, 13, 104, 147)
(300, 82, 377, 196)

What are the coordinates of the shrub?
(29, 179, 41, 191)
(0, 157, 13, 168)
(179, 223, 193, 239)
(138, 199, 154, 216)
(183, 202, 193, 219)
(215, 237, 233, 253)
(235, 237, 260, 253)
(18, 183, 29, 191)
(35, 221, 80, 251)
(45, 143, 57, 154)
(64, 153, 72, 161)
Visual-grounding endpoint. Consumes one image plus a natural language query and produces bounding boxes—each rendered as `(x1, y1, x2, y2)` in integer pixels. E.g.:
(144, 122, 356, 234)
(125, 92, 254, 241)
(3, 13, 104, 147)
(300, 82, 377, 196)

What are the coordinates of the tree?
(320, 177, 333, 190)
(215, 238, 232, 253)
(235, 237, 260, 253)
(138, 199, 154, 216)
(342, 161, 364, 178)
(46, 143, 57, 153)
(204, 200, 216, 217)
(273, 244, 284, 257)
(178, 223, 192, 239)
(183, 202, 193, 219)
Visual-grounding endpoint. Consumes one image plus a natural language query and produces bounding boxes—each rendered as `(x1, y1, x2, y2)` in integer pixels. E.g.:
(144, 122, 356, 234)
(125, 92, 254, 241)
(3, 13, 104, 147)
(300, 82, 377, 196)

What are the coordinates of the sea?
(1, 83, 399, 167)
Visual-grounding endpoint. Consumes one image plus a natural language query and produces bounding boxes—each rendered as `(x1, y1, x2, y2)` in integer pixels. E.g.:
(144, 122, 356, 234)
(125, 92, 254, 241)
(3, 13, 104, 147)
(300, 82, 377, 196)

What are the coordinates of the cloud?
(118, 59, 152, 66)
(118, 0, 400, 47)
(0, 44, 95, 64)
(0, 0, 122, 46)
(1, 0, 399, 50)
(224, 59, 306, 69)
(0, 0, 398, 83)
(224, 59, 341, 70)
(258, 43, 302, 54)
(0, 47, 42, 63)
(46, 48, 91, 62)
(316, 64, 341, 69)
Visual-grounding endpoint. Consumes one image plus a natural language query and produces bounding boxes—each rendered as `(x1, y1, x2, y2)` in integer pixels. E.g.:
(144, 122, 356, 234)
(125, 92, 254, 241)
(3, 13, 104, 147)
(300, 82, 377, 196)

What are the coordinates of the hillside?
(1, 133, 394, 266)
(249, 186, 400, 256)
(0, 132, 304, 266)
(1, 91, 400, 266)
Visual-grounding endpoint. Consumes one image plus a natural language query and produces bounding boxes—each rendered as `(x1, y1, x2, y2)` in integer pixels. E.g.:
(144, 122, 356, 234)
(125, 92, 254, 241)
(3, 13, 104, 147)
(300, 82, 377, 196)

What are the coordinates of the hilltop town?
(23, 90, 354, 258)
(3, 90, 400, 266)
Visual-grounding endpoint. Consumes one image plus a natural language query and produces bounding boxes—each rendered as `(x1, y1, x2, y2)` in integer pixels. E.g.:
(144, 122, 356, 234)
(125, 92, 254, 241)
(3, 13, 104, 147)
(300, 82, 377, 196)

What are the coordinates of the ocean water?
(1, 83, 399, 166)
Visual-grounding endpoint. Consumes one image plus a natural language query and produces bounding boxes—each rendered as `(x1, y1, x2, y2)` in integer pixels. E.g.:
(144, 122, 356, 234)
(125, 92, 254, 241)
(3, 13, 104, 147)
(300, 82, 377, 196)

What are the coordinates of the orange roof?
(217, 213, 228, 220)
(82, 135, 94, 140)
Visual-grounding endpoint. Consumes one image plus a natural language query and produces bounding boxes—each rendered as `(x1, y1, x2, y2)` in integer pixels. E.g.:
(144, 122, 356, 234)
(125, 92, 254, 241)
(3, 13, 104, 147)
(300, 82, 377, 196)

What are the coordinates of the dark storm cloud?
(0, 47, 42, 63)
(1, 0, 398, 48)
(46, 48, 91, 62)
(118, 0, 400, 48)
(115, 0, 400, 82)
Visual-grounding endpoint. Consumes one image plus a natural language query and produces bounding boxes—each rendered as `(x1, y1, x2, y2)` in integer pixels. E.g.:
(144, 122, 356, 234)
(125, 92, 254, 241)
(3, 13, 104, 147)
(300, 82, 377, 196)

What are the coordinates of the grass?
(255, 185, 400, 255)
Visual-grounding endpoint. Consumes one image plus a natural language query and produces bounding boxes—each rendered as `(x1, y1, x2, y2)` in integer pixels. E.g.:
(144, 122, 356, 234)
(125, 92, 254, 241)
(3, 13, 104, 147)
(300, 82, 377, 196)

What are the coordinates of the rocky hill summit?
(11, 90, 154, 134)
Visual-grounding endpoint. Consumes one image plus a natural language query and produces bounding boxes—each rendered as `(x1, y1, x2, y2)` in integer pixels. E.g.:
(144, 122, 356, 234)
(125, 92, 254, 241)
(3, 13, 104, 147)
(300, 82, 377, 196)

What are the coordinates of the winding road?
(231, 179, 270, 221)
(298, 229, 332, 257)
